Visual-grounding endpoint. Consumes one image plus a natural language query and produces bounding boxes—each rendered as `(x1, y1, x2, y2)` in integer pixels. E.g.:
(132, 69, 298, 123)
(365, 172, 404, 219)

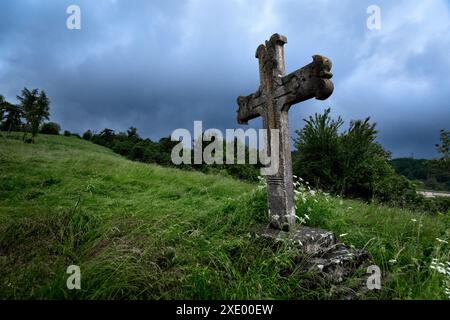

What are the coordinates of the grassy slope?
(0, 134, 449, 299)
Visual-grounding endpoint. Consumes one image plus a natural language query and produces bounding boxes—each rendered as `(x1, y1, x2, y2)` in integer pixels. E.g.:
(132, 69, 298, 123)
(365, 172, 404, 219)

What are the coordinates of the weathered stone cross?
(236, 33, 334, 231)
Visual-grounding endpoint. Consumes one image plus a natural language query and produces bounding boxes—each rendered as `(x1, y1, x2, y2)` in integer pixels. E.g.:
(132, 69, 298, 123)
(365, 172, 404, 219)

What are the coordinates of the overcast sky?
(0, 0, 449, 158)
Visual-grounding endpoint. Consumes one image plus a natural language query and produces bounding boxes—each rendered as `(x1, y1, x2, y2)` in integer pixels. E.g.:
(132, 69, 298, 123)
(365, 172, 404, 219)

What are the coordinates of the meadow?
(0, 133, 448, 299)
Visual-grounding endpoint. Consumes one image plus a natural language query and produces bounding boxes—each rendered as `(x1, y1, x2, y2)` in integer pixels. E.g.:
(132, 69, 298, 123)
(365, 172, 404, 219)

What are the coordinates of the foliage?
(390, 158, 430, 181)
(88, 127, 260, 182)
(391, 130, 450, 192)
(436, 129, 449, 160)
(292, 108, 416, 203)
(82, 130, 93, 141)
(0, 95, 5, 123)
(0, 96, 23, 133)
(63, 130, 72, 137)
(16, 88, 50, 141)
(40, 122, 61, 135)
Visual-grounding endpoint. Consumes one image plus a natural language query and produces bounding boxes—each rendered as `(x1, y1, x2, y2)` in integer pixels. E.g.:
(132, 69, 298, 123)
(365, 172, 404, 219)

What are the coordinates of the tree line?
(82, 127, 261, 182)
(390, 130, 450, 192)
(1, 89, 448, 213)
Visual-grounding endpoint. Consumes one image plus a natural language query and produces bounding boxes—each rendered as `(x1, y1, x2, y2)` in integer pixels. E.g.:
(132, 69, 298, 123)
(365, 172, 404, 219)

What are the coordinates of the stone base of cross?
(236, 34, 334, 231)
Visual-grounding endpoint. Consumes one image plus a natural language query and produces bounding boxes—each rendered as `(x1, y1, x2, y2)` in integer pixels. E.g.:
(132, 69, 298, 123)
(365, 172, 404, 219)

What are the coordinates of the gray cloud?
(0, 0, 449, 158)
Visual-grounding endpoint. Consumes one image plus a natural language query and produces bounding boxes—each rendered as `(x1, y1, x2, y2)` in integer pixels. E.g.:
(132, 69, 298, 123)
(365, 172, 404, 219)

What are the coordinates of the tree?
(293, 108, 343, 193)
(17, 88, 50, 142)
(0, 100, 24, 133)
(0, 95, 5, 124)
(429, 129, 450, 191)
(293, 108, 415, 201)
(127, 126, 140, 143)
(436, 129, 449, 161)
(82, 130, 93, 141)
(40, 122, 61, 135)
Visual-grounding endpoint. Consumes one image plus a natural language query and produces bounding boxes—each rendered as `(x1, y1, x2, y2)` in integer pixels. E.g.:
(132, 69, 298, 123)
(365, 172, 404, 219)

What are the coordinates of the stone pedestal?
(258, 224, 370, 297)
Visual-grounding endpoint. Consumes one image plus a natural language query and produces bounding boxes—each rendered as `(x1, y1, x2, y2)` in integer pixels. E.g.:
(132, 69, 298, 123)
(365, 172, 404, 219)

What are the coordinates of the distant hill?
(391, 158, 450, 192)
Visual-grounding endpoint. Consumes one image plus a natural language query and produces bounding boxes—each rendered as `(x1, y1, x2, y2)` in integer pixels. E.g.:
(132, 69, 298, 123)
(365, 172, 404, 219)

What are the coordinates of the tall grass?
(0, 133, 448, 299)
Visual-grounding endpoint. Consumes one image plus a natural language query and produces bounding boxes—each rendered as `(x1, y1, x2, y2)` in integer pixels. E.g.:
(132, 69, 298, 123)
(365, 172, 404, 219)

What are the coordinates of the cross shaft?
(236, 33, 334, 230)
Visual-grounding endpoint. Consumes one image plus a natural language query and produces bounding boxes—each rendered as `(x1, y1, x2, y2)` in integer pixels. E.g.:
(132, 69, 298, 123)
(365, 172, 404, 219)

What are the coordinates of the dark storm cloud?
(0, 0, 449, 158)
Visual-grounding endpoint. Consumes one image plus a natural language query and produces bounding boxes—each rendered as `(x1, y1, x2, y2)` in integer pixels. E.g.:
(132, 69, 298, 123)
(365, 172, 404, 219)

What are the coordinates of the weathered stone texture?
(237, 34, 334, 230)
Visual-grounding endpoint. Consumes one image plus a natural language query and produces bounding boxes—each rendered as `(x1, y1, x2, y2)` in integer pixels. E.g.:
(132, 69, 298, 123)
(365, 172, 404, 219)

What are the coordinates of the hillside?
(0, 134, 449, 299)
(391, 158, 450, 192)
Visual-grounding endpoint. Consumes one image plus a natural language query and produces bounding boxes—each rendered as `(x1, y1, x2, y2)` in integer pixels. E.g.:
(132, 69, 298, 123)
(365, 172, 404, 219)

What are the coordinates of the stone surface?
(259, 225, 369, 286)
(236, 34, 334, 230)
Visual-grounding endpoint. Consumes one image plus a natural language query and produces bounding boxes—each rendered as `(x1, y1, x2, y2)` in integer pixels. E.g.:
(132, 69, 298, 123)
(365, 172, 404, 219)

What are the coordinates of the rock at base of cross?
(253, 224, 372, 299)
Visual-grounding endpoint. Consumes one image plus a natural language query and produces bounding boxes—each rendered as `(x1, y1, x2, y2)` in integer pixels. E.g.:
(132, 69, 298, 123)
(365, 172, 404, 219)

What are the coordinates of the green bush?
(293, 108, 417, 203)
(82, 130, 93, 141)
(40, 122, 61, 135)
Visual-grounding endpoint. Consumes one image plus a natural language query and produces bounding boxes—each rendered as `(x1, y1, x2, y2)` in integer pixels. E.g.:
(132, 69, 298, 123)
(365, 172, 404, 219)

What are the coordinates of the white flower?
(389, 259, 397, 264)
(339, 233, 348, 237)
(411, 219, 417, 222)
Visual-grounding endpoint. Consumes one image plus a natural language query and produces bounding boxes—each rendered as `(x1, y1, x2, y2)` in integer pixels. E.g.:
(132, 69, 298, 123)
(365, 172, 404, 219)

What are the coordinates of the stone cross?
(236, 33, 334, 231)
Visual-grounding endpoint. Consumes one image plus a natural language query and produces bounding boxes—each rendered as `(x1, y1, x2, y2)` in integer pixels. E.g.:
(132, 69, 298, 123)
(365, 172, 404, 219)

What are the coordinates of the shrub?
(293, 108, 417, 203)
(82, 130, 93, 141)
(40, 122, 61, 135)
(63, 130, 71, 137)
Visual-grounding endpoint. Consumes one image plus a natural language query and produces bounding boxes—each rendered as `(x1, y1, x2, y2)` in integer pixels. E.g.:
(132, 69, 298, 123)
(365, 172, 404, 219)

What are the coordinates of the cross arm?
(276, 55, 334, 108)
(236, 88, 266, 125)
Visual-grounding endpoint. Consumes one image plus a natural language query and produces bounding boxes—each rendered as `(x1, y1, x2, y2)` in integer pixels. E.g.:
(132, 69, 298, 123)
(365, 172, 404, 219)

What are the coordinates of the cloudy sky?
(0, 0, 449, 158)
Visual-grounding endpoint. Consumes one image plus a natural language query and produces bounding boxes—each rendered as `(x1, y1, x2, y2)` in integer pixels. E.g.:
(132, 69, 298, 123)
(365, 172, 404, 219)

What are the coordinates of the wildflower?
(297, 217, 306, 224)
(389, 259, 397, 264)
(430, 259, 450, 276)
(339, 233, 348, 238)
(436, 238, 448, 244)
(411, 219, 417, 222)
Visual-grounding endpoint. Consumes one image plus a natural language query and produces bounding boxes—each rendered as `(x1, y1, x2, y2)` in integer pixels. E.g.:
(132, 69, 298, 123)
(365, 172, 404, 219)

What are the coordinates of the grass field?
(0, 133, 449, 299)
